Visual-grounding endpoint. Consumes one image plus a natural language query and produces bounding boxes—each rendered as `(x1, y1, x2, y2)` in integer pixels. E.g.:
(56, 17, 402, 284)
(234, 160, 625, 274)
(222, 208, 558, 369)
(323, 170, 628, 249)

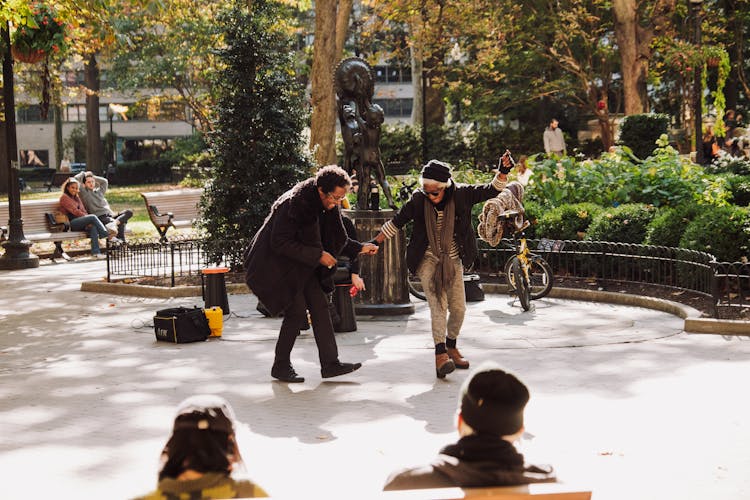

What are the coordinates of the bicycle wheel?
(504, 254, 553, 300)
(408, 271, 426, 300)
(510, 259, 531, 311)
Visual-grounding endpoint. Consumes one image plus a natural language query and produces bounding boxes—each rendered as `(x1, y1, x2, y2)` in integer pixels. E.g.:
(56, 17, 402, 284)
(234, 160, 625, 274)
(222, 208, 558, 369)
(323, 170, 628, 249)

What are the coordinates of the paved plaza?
(1, 259, 749, 499)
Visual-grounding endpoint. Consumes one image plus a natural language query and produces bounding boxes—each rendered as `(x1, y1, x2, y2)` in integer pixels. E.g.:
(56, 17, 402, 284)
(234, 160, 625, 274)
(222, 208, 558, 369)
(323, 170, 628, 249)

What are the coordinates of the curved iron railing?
(107, 236, 749, 318)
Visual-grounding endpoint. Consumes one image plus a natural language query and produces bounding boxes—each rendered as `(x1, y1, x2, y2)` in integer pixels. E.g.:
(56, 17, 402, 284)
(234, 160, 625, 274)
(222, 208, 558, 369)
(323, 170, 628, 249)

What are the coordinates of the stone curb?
(80, 280, 250, 298)
(81, 280, 750, 336)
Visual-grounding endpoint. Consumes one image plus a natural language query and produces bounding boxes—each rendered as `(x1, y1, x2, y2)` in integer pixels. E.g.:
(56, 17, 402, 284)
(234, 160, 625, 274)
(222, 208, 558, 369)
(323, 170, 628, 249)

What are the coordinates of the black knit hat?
(421, 160, 452, 183)
(172, 395, 236, 434)
(460, 363, 530, 436)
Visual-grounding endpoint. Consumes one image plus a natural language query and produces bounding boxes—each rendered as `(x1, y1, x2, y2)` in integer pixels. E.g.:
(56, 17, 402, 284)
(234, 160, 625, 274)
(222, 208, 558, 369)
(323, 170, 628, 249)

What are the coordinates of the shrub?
(680, 205, 750, 262)
(585, 203, 656, 243)
(110, 159, 174, 185)
(522, 200, 543, 239)
(378, 124, 422, 173)
(706, 154, 750, 176)
(722, 174, 750, 207)
(618, 113, 670, 160)
(644, 204, 700, 247)
(526, 138, 731, 209)
(201, 0, 310, 250)
(536, 203, 604, 240)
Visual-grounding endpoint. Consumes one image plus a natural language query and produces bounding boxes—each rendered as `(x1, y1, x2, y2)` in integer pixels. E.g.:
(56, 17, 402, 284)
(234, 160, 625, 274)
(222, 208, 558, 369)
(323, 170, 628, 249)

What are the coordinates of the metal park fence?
(107, 236, 750, 319)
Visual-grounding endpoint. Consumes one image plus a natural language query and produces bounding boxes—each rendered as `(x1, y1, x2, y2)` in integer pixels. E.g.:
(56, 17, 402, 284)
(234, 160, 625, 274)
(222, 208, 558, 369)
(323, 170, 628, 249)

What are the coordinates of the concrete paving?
(1, 259, 749, 499)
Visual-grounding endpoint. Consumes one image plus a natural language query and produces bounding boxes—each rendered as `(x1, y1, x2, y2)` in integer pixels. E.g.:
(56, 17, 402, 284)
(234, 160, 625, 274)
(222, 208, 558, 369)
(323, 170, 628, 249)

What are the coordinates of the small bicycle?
(498, 210, 553, 311)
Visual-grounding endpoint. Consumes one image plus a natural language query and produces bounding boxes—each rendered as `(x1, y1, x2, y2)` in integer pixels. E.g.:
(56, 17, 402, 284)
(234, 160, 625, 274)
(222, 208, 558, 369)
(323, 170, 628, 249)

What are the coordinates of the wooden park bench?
(141, 188, 203, 242)
(244, 483, 592, 500)
(379, 483, 592, 500)
(0, 198, 92, 259)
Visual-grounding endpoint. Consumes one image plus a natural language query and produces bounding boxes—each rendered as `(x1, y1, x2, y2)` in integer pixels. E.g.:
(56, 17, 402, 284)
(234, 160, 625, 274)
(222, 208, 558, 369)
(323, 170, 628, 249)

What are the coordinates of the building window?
(16, 105, 50, 123)
(373, 98, 413, 118)
(373, 65, 412, 84)
(64, 104, 86, 122)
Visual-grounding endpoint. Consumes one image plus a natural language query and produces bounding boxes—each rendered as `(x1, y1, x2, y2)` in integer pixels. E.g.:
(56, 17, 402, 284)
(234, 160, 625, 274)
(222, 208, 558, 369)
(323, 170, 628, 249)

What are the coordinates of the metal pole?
(0, 22, 39, 270)
(692, 0, 704, 165)
(421, 69, 427, 164)
(108, 108, 115, 165)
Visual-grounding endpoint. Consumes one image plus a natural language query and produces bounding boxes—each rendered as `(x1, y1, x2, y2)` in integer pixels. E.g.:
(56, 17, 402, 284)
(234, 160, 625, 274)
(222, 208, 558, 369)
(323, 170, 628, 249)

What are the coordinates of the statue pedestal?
(345, 209, 414, 316)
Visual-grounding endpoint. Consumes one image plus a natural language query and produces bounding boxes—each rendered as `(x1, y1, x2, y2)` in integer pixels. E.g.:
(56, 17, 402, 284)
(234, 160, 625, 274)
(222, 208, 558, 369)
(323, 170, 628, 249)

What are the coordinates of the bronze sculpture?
(335, 57, 397, 210)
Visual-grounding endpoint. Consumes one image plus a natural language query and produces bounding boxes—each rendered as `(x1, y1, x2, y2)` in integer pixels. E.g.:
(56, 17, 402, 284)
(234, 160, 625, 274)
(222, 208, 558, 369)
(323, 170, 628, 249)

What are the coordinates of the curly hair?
(315, 165, 351, 194)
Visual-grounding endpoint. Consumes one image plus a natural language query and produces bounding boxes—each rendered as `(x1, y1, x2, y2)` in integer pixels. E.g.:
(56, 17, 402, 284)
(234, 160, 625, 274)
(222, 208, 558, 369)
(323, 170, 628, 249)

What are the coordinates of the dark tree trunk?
(84, 53, 103, 174)
(723, 0, 741, 112)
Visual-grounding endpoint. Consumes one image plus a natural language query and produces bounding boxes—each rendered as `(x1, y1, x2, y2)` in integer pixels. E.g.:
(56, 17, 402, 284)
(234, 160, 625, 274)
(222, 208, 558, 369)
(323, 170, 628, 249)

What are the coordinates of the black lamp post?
(107, 104, 115, 166)
(421, 69, 428, 164)
(0, 22, 39, 270)
(691, 0, 704, 165)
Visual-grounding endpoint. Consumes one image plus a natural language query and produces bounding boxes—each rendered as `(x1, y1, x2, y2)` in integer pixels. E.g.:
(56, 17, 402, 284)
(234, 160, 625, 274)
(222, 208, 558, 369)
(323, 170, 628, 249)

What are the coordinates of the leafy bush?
(618, 113, 669, 160)
(644, 204, 700, 247)
(680, 205, 750, 262)
(19, 167, 55, 181)
(522, 199, 543, 239)
(424, 123, 473, 166)
(378, 124, 422, 173)
(706, 154, 750, 176)
(111, 159, 174, 185)
(536, 203, 604, 240)
(585, 203, 656, 243)
(525, 138, 731, 209)
(721, 174, 750, 207)
(201, 0, 310, 250)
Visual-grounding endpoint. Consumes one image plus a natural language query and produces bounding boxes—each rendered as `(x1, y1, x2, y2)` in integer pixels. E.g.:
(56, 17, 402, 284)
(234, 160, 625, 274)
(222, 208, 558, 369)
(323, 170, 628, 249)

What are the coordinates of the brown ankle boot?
(435, 353, 456, 378)
(447, 347, 470, 369)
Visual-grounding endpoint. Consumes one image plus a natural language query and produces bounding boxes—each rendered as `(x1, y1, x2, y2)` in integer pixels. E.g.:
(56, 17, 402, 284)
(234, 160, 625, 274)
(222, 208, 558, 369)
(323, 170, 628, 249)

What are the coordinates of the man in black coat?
(244, 165, 378, 383)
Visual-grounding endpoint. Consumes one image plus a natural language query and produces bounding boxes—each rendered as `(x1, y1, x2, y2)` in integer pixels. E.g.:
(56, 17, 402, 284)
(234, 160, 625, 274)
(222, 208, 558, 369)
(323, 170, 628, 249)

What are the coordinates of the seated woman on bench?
(58, 178, 118, 259)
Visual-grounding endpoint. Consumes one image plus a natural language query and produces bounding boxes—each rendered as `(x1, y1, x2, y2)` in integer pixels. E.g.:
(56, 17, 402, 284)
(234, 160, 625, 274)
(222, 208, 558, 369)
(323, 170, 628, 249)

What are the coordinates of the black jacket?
(244, 178, 362, 316)
(391, 182, 502, 273)
(383, 435, 555, 491)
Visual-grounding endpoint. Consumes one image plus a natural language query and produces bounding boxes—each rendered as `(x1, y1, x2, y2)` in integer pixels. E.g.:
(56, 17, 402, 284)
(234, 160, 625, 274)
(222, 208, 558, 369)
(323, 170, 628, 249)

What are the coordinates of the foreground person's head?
(457, 363, 530, 442)
(158, 395, 243, 480)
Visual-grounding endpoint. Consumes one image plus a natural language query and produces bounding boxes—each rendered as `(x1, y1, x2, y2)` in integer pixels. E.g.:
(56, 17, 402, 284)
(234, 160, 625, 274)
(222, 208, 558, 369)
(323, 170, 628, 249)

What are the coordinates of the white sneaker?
(93, 253, 107, 259)
(105, 221, 118, 236)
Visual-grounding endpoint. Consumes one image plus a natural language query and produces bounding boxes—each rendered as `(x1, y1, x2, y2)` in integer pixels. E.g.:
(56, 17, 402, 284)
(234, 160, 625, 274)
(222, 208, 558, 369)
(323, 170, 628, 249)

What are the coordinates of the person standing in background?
(543, 119, 566, 157)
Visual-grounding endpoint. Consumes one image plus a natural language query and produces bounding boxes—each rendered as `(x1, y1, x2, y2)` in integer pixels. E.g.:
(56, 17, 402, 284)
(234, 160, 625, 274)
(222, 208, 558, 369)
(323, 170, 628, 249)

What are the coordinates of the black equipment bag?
(153, 306, 210, 343)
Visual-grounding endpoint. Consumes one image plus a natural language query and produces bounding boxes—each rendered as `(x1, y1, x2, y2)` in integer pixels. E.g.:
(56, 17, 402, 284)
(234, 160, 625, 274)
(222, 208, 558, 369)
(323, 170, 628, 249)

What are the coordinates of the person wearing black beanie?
(383, 363, 556, 491)
(372, 153, 515, 378)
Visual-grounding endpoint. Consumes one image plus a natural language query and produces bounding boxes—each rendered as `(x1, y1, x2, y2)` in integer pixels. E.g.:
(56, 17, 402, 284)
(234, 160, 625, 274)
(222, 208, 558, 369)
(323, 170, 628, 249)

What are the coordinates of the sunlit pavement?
(1, 260, 749, 499)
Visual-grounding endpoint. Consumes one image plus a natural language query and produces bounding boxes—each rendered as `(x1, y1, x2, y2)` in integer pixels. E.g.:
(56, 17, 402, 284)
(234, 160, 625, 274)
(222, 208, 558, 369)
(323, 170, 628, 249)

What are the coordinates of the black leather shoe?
(271, 364, 305, 383)
(321, 361, 362, 379)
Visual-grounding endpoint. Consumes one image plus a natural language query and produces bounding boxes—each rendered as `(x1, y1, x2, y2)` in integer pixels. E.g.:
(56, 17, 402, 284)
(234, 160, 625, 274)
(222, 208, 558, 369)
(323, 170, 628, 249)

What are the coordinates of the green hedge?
(536, 202, 604, 240)
(680, 205, 750, 262)
(109, 159, 176, 185)
(723, 174, 750, 207)
(19, 167, 55, 181)
(618, 114, 669, 160)
(585, 203, 656, 243)
(644, 204, 700, 248)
